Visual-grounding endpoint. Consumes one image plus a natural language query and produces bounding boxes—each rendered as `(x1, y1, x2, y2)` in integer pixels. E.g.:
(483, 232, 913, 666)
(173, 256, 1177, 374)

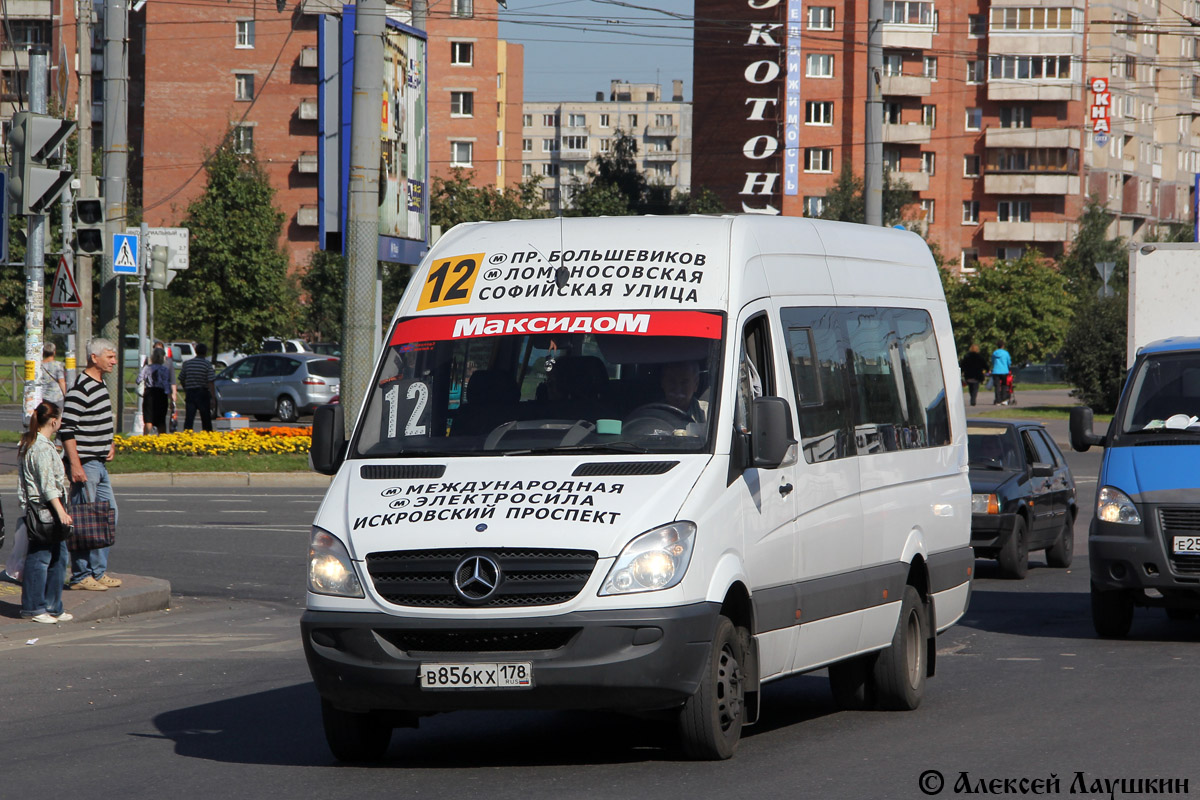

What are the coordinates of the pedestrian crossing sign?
(113, 232, 139, 275)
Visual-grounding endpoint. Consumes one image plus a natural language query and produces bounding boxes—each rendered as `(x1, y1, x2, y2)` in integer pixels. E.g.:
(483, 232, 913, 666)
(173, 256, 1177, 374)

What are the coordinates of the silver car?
(214, 354, 340, 422)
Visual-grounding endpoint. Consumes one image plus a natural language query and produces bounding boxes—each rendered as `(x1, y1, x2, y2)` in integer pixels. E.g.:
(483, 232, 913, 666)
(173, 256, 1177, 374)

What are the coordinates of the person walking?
(39, 342, 68, 409)
(143, 347, 173, 435)
(960, 344, 989, 407)
(18, 400, 74, 623)
(61, 337, 121, 592)
(179, 342, 217, 432)
(991, 340, 1012, 405)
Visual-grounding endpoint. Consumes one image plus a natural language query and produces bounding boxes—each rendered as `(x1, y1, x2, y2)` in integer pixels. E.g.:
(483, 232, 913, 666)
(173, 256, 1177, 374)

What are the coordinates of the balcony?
(882, 123, 933, 144)
(983, 221, 1076, 241)
(6, 0, 51, 16)
(298, 98, 318, 121)
(881, 74, 932, 97)
(983, 173, 1079, 194)
(297, 152, 318, 174)
(646, 125, 677, 137)
(300, 0, 341, 13)
(0, 49, 30, 71)
(986, 35, 1081, 57)
(893, 170, 930, 191)
(987, 80, 1080, 102)
(299, 46, 318, 69)
(645, 150, 678, 162)
(559, 147, 591, 161)
(297, 206, 319, 227)
(985, 127, 1080, 149)
(881, 25, 934, 50)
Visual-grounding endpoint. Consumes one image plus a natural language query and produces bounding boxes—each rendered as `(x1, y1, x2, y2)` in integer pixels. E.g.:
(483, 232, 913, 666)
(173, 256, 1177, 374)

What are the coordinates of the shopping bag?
(66, 500, 116, 550)
(5, 517, 28, 582)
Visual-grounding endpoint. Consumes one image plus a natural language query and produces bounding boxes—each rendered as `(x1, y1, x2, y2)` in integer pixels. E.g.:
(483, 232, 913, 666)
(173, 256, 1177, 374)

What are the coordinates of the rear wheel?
(320, 699, 392, 762)
(872, 585, 927, 710)
(276, 395, 299, 423)
(1045, 514, 1074, 568)
(678, 615, 746, 760)
(1091, 584, 1135, 639)
(997, 517, 1029, 579)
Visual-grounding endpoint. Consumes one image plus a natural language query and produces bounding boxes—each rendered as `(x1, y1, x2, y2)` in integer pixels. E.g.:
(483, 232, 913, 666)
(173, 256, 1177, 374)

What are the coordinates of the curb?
(0, 471, 333, 488)
(0, 573, 172, 631)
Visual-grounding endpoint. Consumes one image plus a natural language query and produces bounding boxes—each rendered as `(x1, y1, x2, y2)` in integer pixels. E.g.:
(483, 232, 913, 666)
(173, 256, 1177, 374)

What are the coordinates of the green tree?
(817, 162, 914, 226)
(300, 250, 346, 342)
(945, 251, 1073, 367)
(1061, 293, 1127, 413)
(1057, 197, 1126, 296)
(430, 168, 547, 230)
(567, 132, 724, 216)
(165, 142, 297, 357)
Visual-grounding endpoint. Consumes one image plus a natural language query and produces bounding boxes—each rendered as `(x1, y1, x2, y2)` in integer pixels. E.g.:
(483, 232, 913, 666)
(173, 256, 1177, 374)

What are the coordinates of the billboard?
(320, 8, 429, 265)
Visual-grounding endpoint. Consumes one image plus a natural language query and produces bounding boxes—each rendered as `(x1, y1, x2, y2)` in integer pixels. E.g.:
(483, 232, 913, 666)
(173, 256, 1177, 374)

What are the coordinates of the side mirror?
(751, 396, 798, 469)
(1030, 462, 1054, 478)
(311, 403, 346, 475)
(1069, 406, 1105, 452)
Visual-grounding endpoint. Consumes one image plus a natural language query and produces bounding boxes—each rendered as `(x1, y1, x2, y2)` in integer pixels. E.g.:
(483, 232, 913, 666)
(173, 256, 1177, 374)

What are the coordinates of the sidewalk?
(0, 572, 171, 634)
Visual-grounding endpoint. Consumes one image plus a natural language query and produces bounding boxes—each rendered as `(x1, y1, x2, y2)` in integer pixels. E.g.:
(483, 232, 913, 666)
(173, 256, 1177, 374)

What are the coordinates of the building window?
(542, 113, 559, 127)
(999, 105, 1032, 128)
(922, 104, 936, 127)
(919, 199, 935, 223)
(542, 139, 559, 153)
(654, 113, 674, 126)
(599, 138, 612, 153)
(236, 19, 255, 48)
(562, 135, 588, 150)
(997, 200, 1032, 222)
(805, 147, 834, 172)
(450, 41, 474, 66)
(649, 138, 671, 152)
(542, 163, 559, 177)
(962, 249, 979, 271)
(542, 188, 559, 204)
(450, 91, 474, 117)
(522, 163, 533, 177)
(450, 141, 473, 167)
(883, 53, 903, 76)
(962, 201, 980, 223)
(522, 138, 532, 153)
(964, 107, 982, 131)
(920, 152, 935, 174)
(599, 113, 611, 127)
(966, 60, 984, 84)
(964, 154, 981, 176)
(884, 147, 902, 171)
(232, 125, 254, 153)
(884, 102, 902, 124)
(234, 73, 254, 101)
(451, 0, 473, 17)
(805, 101, 834, 125)
(884, 0, 933, 24)
(522, 114, 533, 127)
(648, 163, 672, 179)
(990, 54, 1072, 81)
(968, 14, 986, 36)
(806, 53, 834, 77)
(808, 6, 835, 29)
(804, 196, 826, 216)
(568, 113, 586, 127)
(997, 246, 1025, 260)
(923, 56, 937, 79)
(628, 113, 638, 127)
(990, 7, 1082, 31)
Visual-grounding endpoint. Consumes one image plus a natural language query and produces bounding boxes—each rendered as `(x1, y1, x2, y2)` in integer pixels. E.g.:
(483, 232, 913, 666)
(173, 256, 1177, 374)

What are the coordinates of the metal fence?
(1, 363, 139, 404)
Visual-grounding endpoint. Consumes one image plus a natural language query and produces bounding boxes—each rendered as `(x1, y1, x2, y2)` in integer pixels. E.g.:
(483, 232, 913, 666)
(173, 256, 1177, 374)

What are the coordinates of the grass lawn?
(975, 405, 1114, 423)
(109, 452, 310, 473)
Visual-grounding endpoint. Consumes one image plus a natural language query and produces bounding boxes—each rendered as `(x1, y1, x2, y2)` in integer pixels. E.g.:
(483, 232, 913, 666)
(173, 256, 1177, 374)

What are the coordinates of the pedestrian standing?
(179, 342, 217, 432)
(153, 340, 178, 431)
(61, 337, 121, 592)
(991, 340, 1013, 405)
(960, 344, 989, 407)
(39, 342, 68, 409)
(143, 348, 172, 434)
(18, 400, 74, 622)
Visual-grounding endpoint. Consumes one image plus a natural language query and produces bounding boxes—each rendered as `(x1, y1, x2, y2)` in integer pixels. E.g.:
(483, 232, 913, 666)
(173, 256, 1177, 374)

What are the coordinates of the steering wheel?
(624, 402, 693, 435)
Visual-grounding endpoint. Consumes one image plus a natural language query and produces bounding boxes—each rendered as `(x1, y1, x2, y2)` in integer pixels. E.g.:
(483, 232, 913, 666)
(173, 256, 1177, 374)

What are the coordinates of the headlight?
(971, 493, 999, 514)
(1097, 486, 1142, 525)
(308, 527, 364, 597)
(600, 522, 696, 596)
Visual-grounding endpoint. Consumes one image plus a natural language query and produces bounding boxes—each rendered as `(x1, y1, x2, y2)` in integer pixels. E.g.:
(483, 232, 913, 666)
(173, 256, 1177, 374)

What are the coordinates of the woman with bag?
(144, 347, 172, 435)
(18, 400, 74, 623)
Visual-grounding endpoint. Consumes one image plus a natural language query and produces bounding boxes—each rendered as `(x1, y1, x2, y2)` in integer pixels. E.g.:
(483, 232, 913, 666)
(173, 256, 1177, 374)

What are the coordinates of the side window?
(230, 359, 257, 379)
(735, 315, 775, 434)
(890, 308, 951, 447)
(1024, 429, 1056, 465)
(781, 307, 855, 462)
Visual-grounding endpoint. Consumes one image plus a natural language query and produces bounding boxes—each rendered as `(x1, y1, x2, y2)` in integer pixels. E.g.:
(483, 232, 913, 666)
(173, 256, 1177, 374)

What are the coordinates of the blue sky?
(494, 0, 695, 102)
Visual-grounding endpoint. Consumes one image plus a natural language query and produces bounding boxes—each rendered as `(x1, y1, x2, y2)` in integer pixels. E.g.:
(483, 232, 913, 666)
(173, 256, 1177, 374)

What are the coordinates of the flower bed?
(115, 427, 312, 456)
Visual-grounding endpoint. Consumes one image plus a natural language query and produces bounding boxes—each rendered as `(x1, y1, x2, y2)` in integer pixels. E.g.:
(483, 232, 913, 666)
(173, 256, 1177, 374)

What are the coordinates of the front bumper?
(970, 512, 1017, 555)
(301, 603, 720, 714)
(1090, 504, 1200, 600)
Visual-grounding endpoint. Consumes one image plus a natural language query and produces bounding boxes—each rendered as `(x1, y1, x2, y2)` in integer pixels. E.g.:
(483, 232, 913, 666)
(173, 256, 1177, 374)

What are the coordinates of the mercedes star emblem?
(453, 555, 501, 602)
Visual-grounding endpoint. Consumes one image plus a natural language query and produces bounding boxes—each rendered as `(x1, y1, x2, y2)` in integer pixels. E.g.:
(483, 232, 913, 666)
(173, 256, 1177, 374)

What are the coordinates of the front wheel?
(997, 517, 1029, 579)
(1091, 584, 1135, 639)
(678, 615, 747, 760)
(320, 699, 392, 762)
(1045, 514, 1074, 568)
(276, 395, 299, 423)
(872, 585, 927, 711)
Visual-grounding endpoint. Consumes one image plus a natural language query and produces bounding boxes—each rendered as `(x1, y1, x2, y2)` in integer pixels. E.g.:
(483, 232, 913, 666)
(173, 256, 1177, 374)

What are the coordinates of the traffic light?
(7, 111, 75, 215)
(74, 196, 105, 255)
(149, 245, 170, 289)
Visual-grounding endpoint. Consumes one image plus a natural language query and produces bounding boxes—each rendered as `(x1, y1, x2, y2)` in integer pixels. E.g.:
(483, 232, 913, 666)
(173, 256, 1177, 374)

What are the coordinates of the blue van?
(1070, 336, 1200, 637)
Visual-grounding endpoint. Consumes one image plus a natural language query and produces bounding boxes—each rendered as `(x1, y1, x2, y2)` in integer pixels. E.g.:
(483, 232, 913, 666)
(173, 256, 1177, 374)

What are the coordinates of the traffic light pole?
(133, 220, 148, 435)
(22, 49, 50, 421)
(77, 0, 95, 354)
(102, 0, 129, 428)
(61, 150, 76, 388)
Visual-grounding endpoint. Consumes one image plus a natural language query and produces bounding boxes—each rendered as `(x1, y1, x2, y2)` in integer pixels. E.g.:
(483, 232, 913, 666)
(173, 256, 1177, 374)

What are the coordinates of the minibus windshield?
(353, 310, 725, 457)
(1120, 352, 1200, 434)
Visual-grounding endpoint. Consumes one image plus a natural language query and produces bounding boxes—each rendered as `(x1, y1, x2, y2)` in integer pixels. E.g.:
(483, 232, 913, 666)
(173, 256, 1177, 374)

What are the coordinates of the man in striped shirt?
(61, 338, 121, 592)
(178, 342, 217, 432)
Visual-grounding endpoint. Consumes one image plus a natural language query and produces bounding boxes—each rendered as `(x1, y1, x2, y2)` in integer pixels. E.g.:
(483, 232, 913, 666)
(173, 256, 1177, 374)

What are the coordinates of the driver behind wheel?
(660, 360, 705, 423)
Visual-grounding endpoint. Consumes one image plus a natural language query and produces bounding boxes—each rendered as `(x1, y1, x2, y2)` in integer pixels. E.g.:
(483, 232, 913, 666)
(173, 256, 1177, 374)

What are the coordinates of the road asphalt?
(0, 387, 1083, 633)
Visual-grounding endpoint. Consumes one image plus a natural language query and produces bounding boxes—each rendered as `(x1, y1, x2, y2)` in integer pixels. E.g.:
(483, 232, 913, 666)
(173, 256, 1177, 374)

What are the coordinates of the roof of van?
(1138, 336, 1200, 356)
(403, 215, 940, 319)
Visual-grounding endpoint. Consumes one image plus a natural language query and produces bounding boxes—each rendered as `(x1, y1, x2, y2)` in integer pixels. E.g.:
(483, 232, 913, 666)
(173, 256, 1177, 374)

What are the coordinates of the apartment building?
(521, 80, 693, 212)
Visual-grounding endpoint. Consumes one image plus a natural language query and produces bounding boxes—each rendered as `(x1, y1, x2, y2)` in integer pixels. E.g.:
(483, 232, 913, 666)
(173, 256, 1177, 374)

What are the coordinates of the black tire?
(872, 585, 927, 711)
(678, 615, 747, 760)
(253, 414, 273, 422)
(320, 699, 392, 762)
(828, 654, 875, 710)
(276, 395, 299, 423)
(997, 516, 1029, 579)
(1091, 584, 1135, 639)
(1045, 514, 1075, 569)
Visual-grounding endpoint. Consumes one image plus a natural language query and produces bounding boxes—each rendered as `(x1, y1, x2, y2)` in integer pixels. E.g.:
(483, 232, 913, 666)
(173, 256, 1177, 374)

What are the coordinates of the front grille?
(366, 548, 598, 608)
(378, 628, 579, 653)
(1161, 507, 1200, 574)
(360, 464, 446, 480)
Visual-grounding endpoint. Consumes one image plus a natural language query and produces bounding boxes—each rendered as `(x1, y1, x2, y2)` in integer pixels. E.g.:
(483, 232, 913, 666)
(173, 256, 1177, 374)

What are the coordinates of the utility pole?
(342, 0, 386, 438)
(60, 147, 75, 386)
(77, 0, 95, 357)
(864, 0, 884, 227)
(21, 49, 51, 420)
(102, 0, 129, 430)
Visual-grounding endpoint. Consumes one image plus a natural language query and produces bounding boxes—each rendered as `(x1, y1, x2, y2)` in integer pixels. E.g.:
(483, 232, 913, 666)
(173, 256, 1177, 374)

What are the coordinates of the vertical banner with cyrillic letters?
(784, 0, 802, 196)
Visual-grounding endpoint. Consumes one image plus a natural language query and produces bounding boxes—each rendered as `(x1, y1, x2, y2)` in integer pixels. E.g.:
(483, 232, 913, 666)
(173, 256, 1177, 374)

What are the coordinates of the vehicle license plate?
(1173, 536, 1200, 554)
(420, 662, 533, 690)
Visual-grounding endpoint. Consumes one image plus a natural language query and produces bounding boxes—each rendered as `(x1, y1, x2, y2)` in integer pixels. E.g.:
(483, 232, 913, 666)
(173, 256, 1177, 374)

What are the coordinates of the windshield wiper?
(500, 442, 655, 456)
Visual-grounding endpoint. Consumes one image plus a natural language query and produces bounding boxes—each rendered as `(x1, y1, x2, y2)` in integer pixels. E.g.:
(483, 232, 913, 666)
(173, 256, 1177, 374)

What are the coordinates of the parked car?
(308, 342, 341, 356)
(216, 338, 310, 368)
(170, 341, 198, 365)
(214, 353, 340, 422)
(123, 335, 174, 368)
(968, 420, 1078, 579)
